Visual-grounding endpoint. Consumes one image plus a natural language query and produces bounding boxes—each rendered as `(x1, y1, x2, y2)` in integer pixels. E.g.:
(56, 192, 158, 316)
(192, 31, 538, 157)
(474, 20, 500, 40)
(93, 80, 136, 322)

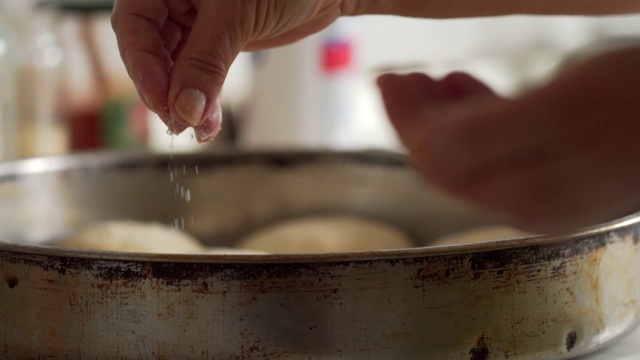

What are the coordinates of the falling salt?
(163, 128, 200, 232)
(165, 128, 192, 231)
(168, 134, 174, 160)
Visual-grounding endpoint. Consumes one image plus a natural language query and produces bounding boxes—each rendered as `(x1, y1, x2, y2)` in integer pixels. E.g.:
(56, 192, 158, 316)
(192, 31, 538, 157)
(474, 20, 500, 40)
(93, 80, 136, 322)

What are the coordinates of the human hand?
(111, 0, 360, 141)
(378, 46, 640, 233)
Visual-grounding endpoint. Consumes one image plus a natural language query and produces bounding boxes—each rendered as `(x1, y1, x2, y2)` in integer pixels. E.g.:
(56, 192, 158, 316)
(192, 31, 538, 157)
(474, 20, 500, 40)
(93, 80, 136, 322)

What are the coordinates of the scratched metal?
(0, 151, 638, 360)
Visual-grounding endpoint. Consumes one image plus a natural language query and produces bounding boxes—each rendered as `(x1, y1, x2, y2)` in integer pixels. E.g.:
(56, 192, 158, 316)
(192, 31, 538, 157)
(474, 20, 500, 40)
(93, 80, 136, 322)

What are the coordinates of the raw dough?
(56, 220, 204, 254)
(237, 215, 413, 254)
(432, 226, 531, 246)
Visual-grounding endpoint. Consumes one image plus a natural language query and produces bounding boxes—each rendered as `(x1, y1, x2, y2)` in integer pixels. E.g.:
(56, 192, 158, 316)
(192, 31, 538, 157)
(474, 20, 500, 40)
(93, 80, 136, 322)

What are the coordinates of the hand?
(111, 0, 359, 141)
(378, 46, 640, 233)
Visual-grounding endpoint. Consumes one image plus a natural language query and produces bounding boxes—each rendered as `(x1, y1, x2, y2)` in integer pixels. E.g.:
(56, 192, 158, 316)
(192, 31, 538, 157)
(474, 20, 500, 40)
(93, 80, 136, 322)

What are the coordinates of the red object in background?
(128, 101, 149, 141)
(322, 40, 352, 73)
(70, 110, 102, 150)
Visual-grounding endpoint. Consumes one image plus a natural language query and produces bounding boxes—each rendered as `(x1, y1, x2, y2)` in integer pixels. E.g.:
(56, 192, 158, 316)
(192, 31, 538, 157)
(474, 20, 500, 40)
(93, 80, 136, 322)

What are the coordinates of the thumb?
(168, 2, 249, 142)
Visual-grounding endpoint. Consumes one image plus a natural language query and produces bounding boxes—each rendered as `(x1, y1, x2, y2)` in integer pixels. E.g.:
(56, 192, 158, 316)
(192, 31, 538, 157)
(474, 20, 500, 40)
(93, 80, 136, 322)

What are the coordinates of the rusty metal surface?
(0, 151, 639, 359)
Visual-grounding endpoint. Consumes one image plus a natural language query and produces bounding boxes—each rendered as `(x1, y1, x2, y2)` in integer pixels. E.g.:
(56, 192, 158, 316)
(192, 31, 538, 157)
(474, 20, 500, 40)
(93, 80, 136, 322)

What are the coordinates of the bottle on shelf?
(239, 18, 361, 150)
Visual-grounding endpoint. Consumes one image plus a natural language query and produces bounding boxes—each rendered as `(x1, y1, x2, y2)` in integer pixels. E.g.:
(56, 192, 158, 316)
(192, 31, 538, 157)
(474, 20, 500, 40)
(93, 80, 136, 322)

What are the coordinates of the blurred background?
(0, 0, 639, 160)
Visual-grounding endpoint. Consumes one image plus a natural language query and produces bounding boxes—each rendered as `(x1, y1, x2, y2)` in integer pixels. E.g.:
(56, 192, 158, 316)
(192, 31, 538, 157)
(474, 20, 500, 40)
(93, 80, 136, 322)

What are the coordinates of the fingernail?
(195, 100, 222, 142)
(169, 119, 188, 135)
(175, 88, 207, 126)
(195, 117, 222, 143)
(159, 108, 188, 135)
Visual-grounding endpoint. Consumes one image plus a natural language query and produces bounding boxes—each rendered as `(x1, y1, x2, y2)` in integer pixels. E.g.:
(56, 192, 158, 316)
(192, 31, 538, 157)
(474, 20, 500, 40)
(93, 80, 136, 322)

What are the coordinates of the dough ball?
(202, 247, 269, 255)
(432, 226, 531, 247)
(56, 220, 204, 254)
(237, 215, 413, 254)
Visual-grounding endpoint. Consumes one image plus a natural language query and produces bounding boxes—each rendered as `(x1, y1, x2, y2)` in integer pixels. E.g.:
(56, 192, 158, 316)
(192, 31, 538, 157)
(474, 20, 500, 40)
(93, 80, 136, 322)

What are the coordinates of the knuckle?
(181, 43, 231, 86)
(184, 56, 227, 86)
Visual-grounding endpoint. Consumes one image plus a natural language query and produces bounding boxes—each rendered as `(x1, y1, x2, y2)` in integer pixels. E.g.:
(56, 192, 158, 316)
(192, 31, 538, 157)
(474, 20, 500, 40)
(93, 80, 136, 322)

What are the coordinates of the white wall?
(340, 14, 640, 151)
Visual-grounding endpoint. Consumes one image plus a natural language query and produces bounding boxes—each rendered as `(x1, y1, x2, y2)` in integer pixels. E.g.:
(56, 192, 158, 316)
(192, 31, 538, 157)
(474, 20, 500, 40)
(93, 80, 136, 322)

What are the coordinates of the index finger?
(111, 0, 172, 124)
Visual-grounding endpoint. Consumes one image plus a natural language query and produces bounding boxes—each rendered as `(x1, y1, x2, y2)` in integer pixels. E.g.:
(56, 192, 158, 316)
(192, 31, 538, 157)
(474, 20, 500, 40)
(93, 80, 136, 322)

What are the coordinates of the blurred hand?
(112, 0, 359, 141)
(378, 46, 640, 233)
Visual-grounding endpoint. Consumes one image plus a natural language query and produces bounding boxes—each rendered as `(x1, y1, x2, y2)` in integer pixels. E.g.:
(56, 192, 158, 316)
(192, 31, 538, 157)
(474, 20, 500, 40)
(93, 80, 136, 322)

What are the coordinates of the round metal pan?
(0, 151, 638, 359)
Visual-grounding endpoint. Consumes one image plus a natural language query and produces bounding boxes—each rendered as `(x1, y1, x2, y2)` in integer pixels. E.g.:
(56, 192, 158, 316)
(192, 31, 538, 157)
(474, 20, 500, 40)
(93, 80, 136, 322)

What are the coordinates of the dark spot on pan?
(445, 268, 451, 278)
(468, 230, 628, 279)
(95, 262, 148, 283)
(472, 270, 482, 280)
(565, 331, 577, 351)
(469, 334, 490, 360)
(193, 281, 209, 294)
(4, 275, 18, 288)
